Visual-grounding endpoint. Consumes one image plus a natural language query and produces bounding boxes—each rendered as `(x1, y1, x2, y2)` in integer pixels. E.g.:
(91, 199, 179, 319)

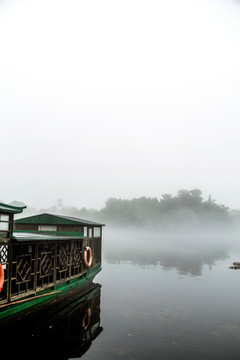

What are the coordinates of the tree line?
(24, 189, 236, 228)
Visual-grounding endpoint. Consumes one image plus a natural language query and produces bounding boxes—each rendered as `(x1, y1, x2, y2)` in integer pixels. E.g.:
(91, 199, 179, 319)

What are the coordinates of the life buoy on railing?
(82, 307, 92, 330)
(83, 246, 93, 268)
(0, 264, 4, 293)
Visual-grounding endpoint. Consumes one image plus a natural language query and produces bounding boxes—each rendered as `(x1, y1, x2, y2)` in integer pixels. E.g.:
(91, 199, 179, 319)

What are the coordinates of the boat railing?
(0, 237, 101, 305)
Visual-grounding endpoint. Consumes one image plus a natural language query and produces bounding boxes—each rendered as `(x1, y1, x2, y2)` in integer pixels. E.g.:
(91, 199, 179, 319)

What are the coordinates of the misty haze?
(1, 0, 240, 358)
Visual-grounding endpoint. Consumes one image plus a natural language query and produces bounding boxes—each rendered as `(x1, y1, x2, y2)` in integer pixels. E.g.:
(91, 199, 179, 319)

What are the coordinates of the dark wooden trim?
(0, 235, 102, 305)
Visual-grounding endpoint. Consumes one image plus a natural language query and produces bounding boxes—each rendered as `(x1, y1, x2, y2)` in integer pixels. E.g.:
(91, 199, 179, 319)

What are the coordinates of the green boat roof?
(14, 213, 104, 226)
(0, 202, 27, 214)
(12, 231, 85, 242)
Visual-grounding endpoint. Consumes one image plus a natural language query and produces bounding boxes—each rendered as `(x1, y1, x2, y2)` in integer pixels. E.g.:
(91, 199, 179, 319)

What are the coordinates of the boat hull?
(0, 264, 101, 324)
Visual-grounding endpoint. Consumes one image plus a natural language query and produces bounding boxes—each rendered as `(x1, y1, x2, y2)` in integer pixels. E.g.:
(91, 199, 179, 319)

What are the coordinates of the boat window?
(0, 222, 9, 231)
(0, 214, 10, 239)
(89, 228, 92, 237)
(84, 227, 88, 237)
(0, 214, 9, 222)
(38, 225, 57, 232)
(94, 227, 101, 237)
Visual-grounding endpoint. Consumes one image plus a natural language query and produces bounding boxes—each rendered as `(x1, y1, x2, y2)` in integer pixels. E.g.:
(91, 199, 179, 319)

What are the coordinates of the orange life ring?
(82, 308, 91, 329)
(0, 264, 4, 293)
(83, 246, 92, 268)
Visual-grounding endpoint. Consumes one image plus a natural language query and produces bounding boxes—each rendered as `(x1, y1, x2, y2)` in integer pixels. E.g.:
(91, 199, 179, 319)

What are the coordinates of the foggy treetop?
(18, 189, 239, 228)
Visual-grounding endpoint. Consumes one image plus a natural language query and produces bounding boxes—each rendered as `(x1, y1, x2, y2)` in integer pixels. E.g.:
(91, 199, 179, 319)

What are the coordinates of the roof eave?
(0, 202, 27, 214)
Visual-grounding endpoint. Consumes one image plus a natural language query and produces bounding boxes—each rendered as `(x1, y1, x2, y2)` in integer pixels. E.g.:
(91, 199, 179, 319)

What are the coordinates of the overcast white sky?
(0, 0, 240, 210)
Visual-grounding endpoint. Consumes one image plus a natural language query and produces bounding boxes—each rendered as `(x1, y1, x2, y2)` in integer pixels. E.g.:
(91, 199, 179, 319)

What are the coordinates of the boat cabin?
(0, 204, 104, 309)
(14, 213, 103, 238)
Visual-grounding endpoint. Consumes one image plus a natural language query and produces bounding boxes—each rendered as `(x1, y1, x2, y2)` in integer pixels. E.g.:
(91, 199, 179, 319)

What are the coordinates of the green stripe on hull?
(0, 264, 101, 323)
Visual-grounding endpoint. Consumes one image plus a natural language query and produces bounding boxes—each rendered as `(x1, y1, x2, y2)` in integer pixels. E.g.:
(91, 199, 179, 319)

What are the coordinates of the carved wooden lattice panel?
(72, 248, 81, 268)
(16, 255, 32, 284)
(0, 245, 8, 265)
(40, 251, 52, 278)
(59, 248, 68, 271)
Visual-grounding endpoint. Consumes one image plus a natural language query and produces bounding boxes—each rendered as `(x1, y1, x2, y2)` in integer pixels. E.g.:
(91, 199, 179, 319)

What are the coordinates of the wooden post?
(53, 242, 57, 285)
(33, 243, 38, 293)
(69, 240, 72, 280)
(7, 244, 13, 303)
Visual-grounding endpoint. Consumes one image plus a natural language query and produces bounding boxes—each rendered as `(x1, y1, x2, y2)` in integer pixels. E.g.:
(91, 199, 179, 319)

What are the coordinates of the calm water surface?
(82, 228, 240, 360)
(2, 228, 240, 360)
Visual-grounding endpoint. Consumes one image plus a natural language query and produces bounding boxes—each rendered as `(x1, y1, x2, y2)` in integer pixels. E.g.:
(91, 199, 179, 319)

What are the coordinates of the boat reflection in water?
(0, 282, 102, 359)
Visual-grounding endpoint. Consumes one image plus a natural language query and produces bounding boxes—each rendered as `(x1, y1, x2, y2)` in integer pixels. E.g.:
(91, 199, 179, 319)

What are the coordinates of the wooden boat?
(0, 202, 104, 322)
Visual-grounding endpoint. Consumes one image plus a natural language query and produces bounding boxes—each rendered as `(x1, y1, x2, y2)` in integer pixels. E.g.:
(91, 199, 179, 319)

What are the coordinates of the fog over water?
(103, 226, 240, 269)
